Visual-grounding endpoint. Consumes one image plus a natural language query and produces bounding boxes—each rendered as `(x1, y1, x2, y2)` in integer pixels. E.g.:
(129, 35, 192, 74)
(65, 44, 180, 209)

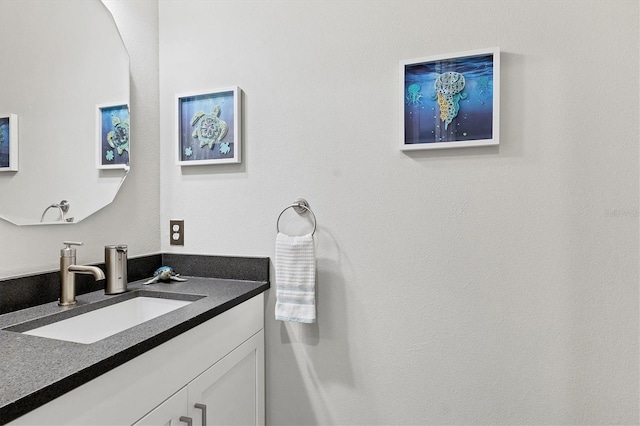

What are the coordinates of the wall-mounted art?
(176, 86, 241, 166)
(97, 103, 130, 169)
(400, 47, 500, 150)
(0, 114, 18, 171)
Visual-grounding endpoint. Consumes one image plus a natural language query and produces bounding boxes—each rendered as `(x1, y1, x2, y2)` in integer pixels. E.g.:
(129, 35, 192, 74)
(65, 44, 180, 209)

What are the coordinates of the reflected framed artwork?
(0, 114, 18, 171)
(176, 86, 241, 166)
(97, 103, 130, 169)
(400, 47, 499, 150)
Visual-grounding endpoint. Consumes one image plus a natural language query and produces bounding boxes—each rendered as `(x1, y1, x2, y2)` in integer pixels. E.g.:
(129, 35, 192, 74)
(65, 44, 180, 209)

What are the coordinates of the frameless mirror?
(0, 0, 130, 225)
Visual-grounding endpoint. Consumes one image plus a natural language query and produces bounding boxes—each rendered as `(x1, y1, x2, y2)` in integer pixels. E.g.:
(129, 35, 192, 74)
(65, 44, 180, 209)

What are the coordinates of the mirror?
(0, 0, 130, 225)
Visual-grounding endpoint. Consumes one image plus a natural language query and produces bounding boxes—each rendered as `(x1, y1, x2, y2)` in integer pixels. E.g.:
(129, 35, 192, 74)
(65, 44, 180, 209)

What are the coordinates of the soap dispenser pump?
(105, 244, 128, 294)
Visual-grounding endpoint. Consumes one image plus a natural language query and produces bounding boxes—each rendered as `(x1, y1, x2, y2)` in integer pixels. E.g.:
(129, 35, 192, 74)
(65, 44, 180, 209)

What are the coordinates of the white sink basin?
(23, 296, 193, 344)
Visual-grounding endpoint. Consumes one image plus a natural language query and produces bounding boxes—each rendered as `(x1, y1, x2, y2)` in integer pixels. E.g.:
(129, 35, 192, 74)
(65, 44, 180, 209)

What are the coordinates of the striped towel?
(275, 232, 316, 323)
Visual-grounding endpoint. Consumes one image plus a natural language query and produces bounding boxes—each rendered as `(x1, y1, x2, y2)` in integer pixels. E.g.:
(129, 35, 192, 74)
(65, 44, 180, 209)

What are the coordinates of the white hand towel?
(275, 232, 316, 323)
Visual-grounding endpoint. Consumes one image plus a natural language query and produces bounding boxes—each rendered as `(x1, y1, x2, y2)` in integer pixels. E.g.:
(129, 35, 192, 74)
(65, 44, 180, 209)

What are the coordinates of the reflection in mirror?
(0, 0, 130, 225)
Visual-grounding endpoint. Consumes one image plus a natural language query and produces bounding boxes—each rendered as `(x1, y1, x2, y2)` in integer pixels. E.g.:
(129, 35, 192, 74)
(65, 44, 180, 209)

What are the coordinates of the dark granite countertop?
(0, 276, 269, 424)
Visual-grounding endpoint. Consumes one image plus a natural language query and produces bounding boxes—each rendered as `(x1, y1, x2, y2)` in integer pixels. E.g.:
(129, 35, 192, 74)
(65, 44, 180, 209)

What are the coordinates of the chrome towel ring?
(276, 198, 317, 236)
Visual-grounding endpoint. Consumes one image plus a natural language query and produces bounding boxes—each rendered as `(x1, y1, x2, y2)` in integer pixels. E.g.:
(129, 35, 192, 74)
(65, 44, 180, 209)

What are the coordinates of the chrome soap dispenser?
(105, 245, 128, 294)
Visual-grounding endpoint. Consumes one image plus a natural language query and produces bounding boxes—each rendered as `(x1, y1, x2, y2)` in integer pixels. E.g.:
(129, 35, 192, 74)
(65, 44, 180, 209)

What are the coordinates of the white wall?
(160, 0, 639, 424)
(0, 0, 160, 277)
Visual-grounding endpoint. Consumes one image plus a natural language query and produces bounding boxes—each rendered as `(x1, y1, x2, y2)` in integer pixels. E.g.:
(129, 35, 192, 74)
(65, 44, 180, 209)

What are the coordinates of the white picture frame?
(96, 103, 130, 170)
(0, 114, 19, 171)
(176, 86, 241, 166)
(400, 47, 500, 150)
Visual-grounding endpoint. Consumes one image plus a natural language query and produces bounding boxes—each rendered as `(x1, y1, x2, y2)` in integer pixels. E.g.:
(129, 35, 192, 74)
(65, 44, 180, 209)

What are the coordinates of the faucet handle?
(61, 241, 83, 258)
(63, 241, 83, 248)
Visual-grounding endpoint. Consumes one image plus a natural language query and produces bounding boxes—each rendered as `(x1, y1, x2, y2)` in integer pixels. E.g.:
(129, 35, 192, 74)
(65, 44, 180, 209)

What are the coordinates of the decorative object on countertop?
(144, 266, 188, 285)
(275, 199, 317, 323)
(0, 114, 18, 171)
(400, 47, 500, 151)
(176, 86, 241, 166)
(105, 244, 128, 294)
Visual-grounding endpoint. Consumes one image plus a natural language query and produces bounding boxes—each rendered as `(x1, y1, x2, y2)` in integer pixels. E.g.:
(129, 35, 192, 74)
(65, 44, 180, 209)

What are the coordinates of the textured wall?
(159, 0, 639, 424)
(0, 0, 160, 278)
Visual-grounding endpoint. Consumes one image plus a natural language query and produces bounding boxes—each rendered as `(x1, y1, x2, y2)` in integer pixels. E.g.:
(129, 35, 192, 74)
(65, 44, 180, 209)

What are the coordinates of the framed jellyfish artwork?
(0, 114, 18, 172)
(176, 86, 241, 166)
(96, 103, 130, 169)
(400, 47, 500, 150)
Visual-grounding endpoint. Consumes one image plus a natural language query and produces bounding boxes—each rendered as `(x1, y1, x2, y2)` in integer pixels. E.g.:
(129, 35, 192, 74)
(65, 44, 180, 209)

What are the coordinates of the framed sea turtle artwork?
(96, 103, 130, 169)
(176, 86, 241, 166)
(0, 114, 18, 172)
(400, 47, 500, 150)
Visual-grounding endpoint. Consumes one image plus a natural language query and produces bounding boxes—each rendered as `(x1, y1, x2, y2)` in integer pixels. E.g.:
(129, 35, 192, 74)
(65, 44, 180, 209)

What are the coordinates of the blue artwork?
(0, 117, 10, 169)
(100, 105, 129, 167)
(179, 90, 235, 162)
(220, 142, 231, 155)
(405, 83, 423, 107)
(404, 52, 495, 145)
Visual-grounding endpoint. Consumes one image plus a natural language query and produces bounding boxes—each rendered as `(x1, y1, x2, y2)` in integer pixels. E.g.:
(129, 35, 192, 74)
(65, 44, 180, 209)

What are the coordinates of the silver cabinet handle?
(194, 403, 207, 426)
(180, 416, 193, 426)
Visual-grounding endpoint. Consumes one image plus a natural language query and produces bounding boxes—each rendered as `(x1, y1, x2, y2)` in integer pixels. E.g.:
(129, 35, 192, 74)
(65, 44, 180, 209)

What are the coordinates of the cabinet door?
(188, 330, 265, 426)
(134, 387, 189, 426)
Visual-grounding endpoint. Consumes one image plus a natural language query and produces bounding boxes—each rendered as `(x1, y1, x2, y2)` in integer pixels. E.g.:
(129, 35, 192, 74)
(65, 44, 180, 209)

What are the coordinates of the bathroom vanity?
(0, 255, 269, 425)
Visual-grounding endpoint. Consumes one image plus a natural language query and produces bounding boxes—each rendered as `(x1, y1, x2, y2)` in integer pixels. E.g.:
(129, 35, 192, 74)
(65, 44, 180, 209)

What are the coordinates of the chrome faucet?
(59, 241, 105, 306)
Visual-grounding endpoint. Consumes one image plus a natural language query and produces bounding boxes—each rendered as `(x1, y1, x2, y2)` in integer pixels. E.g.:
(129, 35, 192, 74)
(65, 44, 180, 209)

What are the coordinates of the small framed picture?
(400, 47, 499, 150)
(0, 114, 18, 171)
(97, 103, 130, 169)
(176, 86, 241, 166)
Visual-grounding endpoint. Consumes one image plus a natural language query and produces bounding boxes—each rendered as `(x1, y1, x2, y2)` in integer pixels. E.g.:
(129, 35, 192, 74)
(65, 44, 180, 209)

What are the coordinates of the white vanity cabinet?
(9, 294, 265, 426)
(135, 330, 264, 426)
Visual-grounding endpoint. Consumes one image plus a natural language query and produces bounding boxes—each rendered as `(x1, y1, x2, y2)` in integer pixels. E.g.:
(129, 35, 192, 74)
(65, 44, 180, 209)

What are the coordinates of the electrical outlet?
(170, 220, 184, 245)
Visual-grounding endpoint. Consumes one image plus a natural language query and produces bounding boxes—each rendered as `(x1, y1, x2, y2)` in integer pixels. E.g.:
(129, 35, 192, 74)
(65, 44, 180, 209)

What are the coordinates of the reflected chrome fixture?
(59, 241, 105, 306)
(40, 200, 74, 223)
